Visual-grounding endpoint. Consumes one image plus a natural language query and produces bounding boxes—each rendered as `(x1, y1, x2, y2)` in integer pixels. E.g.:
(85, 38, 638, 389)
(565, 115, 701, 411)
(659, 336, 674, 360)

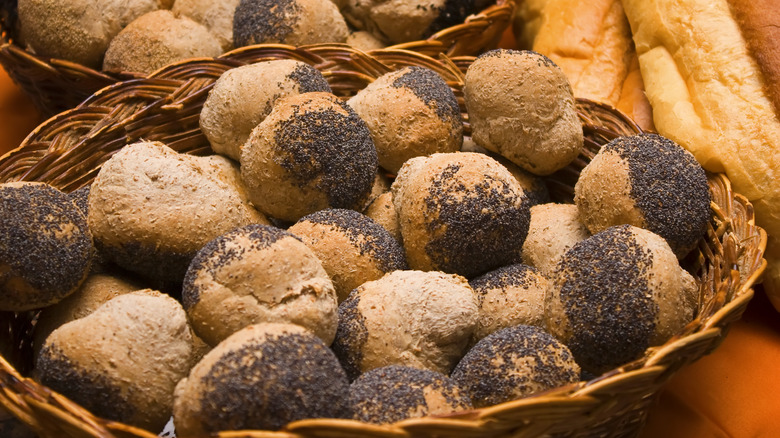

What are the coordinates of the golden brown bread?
(728, 0, 780, 117)
(522, 0, 654, 130)
(621, 0, 780, 310)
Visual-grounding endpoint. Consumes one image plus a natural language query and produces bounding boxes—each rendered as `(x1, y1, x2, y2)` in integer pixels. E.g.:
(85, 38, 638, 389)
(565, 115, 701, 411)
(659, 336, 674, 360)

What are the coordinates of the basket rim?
(0, 45, 769, 438)
(0, 0, 515, 117)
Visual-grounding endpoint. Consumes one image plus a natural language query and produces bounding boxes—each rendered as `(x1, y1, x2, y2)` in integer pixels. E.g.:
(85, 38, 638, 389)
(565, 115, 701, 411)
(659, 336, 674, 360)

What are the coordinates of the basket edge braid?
(0, 0, 514, 117)
(0, 46, 768, 438)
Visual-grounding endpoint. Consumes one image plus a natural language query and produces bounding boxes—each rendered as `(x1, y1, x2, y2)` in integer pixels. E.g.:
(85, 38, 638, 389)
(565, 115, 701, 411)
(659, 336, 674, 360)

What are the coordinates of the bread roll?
(620, 0, 780, 310)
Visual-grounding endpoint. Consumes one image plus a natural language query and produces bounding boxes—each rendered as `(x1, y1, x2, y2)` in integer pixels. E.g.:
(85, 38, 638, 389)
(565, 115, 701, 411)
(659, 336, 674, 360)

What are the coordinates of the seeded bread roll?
(464, 49, 583, 176)
(87, 142, 269, 285)
(451, 325, 580, 408)
(332, 270, 478, 379)
(289, 209, 408, 302)
(392, 152, 531, 278)
(544, 225, 698, 374)
(349, 365, 472, 424)
(36, 290, 196, 432)
(0, 182, 93, 311)
(183, 224, 338, 346)
(102, 10, 222, 74)
(340, 0, 492, 45)
(521, 203, 590, 275)
(364, 191, 402, 243)
(469, 264, 548, 342)
(574, 133, 711, 258)
(233, 0, 348, 47)
(172, 0, 240, 51)
(173, 323, 350, 435)
(17, 0, 164, 68)
(347, 66, 463, 173)
(200, 60, 331, 161)
(240, 92, 378, 222)
(460, 140, 551, 207)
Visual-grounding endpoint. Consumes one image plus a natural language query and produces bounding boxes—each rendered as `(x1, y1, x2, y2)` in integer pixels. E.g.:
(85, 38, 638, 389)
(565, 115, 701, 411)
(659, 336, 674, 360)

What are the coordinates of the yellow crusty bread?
(521, 0, 655, 131)
(621, 0, 780, 309)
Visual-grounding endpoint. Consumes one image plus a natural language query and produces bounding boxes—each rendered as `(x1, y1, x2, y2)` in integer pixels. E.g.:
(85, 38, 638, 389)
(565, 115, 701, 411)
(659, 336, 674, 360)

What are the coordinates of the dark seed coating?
(392, 66, 460, 125)
(424, 164, 530, 278)
(469, 264, 541, 305)
(68, 185, 91, 216)
(296, 208, 407, 272)
(450, 325, 579, 407)
(608, 133, 710, 256)
(556, 225, 658, 373)
(287, 63, 332, 94)
(197, 332, 350, 432)
(349, 365, 472, 424)
(37, 344, 135, 424)
(182, 224, 290, 309)
(424, 0, 493, 38)
(233, 0, 297, 47)
(331, 291, 368, 381)
(273, 101, 377, 210)
(0, 183, 93, 311)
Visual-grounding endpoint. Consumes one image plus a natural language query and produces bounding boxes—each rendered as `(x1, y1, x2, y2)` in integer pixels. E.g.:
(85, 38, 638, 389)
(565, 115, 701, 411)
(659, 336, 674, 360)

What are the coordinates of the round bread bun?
(451, 325, 580, 408)
(182, 224, 338, 346)
(0, 182, 93, 312)
(391, 152, 531, 278)
(233, 0, 348, 47)
(364, 191, 402, 243)
(574, 133, 711, 258)
(17, 0, 164, 68)
(349, 365, 472, 424)
(173, 323, 350, 435)
(332, 270, 478, 379)
(464, 49, 583, 176)
(172, 0, 240, 51)
(35, 290, 197, 432)
(346, 30, 386, 51)
(347, 66, 463, 173)
(33, 272, 143, 358)
(521, 203, 590, 275)
(288, 209, 408, 302)
(469, 264, 549, 342)
(240, 92, 378, 222)
(87, 141, 269, 285)
(544, 224, 698, 374)
(102, 10, 223, 74)
(200, 60, 331, 161)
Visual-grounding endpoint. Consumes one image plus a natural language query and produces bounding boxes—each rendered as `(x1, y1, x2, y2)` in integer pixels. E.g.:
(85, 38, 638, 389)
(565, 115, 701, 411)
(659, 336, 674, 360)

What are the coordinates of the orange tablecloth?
(2, 63, 780, 437)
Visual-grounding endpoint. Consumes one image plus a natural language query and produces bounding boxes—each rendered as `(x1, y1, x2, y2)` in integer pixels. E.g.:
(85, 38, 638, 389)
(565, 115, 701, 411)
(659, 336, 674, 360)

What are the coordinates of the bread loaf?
(516, 0, 654, 130)
(621, 0, 780, 310)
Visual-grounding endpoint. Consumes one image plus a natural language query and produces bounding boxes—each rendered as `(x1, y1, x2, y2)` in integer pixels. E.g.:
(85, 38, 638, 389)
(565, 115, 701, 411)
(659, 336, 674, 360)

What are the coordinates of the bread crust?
(622, 0, 780, 308)
(526, 0, 654, 130)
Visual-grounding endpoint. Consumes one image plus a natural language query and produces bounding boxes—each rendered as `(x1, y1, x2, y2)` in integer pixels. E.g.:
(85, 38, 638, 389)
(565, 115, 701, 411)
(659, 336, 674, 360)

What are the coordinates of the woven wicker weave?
(0, 45, 767, 438)
(0, 0, 513, 117)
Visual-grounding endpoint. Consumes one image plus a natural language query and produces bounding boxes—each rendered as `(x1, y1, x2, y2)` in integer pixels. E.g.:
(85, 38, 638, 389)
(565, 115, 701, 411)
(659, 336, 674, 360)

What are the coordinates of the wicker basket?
(0, 0, 514, 117)
(0, 45, 767, 438)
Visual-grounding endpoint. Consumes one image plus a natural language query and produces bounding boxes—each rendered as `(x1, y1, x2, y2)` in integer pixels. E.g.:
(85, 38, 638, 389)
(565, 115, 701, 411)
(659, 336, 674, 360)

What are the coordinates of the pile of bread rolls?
(1, 40, 717, 433)
(15, 0, 492, 74)
(515, 0, 779, 311)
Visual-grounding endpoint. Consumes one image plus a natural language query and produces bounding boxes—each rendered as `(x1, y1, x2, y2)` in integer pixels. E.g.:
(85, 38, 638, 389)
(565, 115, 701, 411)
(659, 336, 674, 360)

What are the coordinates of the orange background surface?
(3, 60, 780, 436)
